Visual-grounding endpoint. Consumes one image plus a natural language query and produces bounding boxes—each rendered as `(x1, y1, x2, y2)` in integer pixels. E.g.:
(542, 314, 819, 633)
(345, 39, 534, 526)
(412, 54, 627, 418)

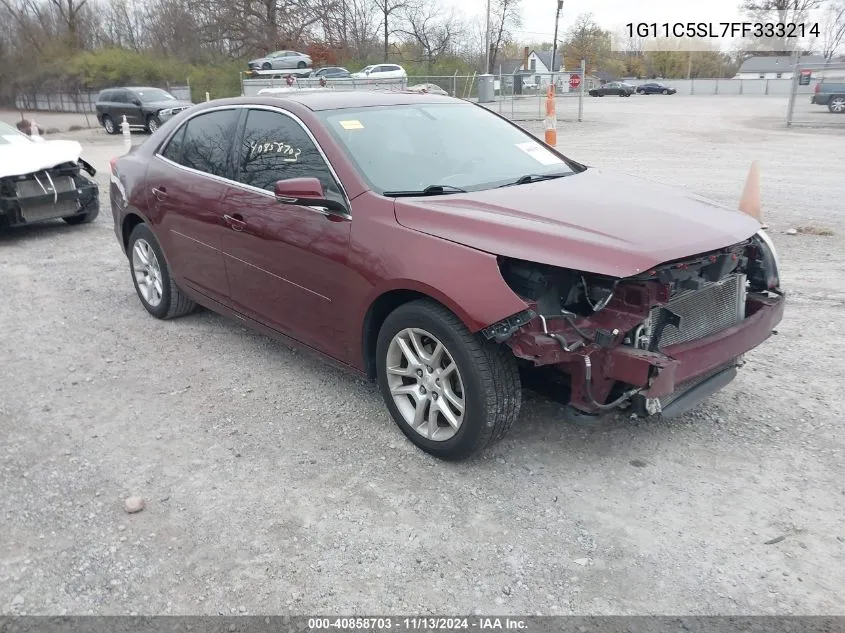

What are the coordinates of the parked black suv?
(95, 87, 194, 134)
(811, 80, 845, 113)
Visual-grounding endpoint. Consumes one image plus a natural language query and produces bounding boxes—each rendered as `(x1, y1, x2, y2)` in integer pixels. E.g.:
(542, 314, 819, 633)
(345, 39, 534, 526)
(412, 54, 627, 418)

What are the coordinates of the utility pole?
(550, 0, 563, 77)
(484, 0, 492, 74)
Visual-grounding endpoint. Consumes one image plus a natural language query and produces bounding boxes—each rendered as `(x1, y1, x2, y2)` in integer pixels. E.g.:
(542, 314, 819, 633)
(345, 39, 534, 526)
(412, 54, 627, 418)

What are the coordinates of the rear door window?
(176, 109, 240, 178)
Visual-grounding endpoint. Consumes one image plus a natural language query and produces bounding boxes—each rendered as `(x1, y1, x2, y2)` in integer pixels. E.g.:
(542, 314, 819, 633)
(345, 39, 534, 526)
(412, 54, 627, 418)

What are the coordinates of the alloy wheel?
(104, 118, 114, 133)
(385, 327, 465, 441)
(831, 97, 845, 113)
(132, 238, 164, 307)
(148, 118, 159, 132)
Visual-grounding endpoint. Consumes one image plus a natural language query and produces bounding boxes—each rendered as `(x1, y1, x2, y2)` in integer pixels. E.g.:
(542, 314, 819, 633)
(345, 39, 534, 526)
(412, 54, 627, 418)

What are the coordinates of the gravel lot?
(1, 96, 844, 616)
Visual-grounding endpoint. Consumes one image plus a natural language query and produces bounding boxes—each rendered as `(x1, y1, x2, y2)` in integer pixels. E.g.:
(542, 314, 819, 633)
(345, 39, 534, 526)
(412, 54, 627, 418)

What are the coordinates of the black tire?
(297, 61, 307, 69)
(146, 115, 160, 133)
(127, 223, 196, 320)
(376, 299, 521, 460)
(63, 206, 99, 225)
(262, 62, 272, 70)
(828, 96, 845, 113)
(102, 115, 117, 135)
(662, 89, 669, 95)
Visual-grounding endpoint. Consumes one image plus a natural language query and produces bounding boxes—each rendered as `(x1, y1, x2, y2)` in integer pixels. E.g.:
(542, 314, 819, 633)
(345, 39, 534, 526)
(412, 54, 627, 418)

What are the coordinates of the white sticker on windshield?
(516, 142, 563, 166)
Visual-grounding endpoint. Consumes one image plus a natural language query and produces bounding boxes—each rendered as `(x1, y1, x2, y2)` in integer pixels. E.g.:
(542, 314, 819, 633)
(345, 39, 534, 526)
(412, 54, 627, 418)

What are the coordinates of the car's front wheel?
(262, 62, 271, 70)
(146, 115, 160, 133)
(829, 96, 845, 113)
(376, 299, 522, 460)
(102, 115, 116, 135)
(127, 223, 196, 319)
(662, 89, 669, 95)
(297, 61, 307, 69)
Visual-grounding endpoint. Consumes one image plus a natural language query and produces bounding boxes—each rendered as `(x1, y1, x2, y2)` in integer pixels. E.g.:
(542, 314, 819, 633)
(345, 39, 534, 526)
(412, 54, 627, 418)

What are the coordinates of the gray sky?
(452, 0, 748, 43)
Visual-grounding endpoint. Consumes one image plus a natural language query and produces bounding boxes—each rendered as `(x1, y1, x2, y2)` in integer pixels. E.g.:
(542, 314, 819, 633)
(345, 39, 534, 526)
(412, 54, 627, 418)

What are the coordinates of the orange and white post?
(544, 85, 557, 146)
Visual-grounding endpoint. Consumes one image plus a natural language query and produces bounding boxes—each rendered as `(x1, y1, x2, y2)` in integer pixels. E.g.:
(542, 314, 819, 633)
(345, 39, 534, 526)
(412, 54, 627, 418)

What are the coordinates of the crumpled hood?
(393, 168, 762, 279)
(0, 139, 82, 179)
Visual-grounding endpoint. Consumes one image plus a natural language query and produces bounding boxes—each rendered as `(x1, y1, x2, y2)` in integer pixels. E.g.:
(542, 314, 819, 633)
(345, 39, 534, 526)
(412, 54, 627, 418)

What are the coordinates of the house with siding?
(733, 55, 826, 79)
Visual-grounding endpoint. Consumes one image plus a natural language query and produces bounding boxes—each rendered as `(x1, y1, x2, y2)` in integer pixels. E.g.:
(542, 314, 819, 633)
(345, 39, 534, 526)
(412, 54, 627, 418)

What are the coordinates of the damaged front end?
(483, 231, 785, 419)
(0, 159, 99, 228)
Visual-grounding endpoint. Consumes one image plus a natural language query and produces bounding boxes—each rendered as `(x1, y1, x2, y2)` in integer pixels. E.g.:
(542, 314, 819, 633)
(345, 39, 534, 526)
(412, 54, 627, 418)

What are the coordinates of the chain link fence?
(786, 60, 845, 128)
(240, 70, 588, 124)
(14, 84, 192, 114)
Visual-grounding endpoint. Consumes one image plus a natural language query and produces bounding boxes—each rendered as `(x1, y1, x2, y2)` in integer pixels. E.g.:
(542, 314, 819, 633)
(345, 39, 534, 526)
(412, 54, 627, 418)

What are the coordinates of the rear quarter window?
(160, 125, 186, 163)
(178, 109, 240, 178)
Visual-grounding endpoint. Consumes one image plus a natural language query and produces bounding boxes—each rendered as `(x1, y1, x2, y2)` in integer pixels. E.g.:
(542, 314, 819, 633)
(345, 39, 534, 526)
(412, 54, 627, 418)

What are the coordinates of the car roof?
(223, 90, 461, 111)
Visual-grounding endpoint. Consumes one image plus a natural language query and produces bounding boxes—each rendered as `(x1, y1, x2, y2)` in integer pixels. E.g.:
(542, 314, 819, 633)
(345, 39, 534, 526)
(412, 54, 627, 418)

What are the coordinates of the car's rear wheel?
(127, 224, 196, 320)
(102, 115, 116, 135)
(376, 299, 521, 460)
(829, 96, 845, 113)
(146, 115, 160, 133)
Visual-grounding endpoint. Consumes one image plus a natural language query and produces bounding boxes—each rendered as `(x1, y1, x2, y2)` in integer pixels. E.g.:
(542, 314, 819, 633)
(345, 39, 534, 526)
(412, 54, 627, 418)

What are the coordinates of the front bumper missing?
(508, 292, 785, 415)
(0, 170, 99, 228)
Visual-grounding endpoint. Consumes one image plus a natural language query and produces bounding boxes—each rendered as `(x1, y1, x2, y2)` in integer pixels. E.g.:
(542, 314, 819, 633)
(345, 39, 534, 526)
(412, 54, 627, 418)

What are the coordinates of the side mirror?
(133, 99, 142, 106)
(274, 178, 347, 215)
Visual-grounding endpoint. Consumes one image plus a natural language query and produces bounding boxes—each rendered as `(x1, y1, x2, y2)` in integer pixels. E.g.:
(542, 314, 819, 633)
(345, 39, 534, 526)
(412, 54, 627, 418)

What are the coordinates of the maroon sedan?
(110, 91, 784, 460)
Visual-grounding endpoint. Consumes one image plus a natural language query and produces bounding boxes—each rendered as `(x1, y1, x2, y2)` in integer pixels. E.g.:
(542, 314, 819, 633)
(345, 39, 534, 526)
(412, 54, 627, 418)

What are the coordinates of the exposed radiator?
(649, 273, 747, 349)
(15, 175, 76, 199)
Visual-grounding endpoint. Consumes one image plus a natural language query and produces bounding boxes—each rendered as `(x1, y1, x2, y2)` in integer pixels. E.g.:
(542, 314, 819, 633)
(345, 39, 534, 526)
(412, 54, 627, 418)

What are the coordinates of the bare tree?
(739, 0, 828, 53)
(820, 0, 845, 59)
(49, 0, 89, 48)
(563, 13, 612, 72)
(345, 0, 381, 57)
(373, 0, 406, 62)
(486, 0, 521, 73)
(398, 0, 463, 67)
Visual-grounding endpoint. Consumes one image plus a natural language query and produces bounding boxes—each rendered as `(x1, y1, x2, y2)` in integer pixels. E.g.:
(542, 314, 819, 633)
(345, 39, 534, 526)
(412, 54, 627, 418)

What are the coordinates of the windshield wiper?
(383, 184, 468, 197)
(497, 172, 570, 188)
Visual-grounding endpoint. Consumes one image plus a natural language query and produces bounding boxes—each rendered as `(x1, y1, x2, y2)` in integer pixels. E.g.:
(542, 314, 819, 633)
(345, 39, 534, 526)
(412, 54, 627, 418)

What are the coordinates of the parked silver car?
(248, 50, 312, 71)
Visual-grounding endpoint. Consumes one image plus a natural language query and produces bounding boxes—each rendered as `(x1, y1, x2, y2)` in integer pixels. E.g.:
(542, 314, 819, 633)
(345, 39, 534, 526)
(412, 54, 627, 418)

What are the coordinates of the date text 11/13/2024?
(625, 21, 821, 39)
(307, 617, 528, 630)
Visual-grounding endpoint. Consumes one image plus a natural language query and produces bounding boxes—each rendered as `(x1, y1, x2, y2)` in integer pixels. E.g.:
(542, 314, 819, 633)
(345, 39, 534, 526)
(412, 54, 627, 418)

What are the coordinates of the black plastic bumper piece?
(659, 365, 738, 419)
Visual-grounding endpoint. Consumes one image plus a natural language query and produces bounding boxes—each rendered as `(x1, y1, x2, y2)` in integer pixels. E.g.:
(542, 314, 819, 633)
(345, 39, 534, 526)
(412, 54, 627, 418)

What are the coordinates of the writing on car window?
(247, 140, 302, 162)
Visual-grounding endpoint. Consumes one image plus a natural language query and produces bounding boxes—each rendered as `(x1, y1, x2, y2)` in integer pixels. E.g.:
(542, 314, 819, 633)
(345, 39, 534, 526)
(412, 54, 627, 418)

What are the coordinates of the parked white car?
(352, 64, 407, 80)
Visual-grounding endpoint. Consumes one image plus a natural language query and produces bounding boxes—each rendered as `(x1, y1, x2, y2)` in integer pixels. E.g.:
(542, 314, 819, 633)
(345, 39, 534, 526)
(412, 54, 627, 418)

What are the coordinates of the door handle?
(224, 214, 246, 232)
(151, 186, 167, 201)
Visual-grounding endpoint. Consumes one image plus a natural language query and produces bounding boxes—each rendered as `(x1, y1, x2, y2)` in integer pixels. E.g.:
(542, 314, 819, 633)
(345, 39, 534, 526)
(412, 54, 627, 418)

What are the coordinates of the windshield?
(317, 103, 578, 194)
(0, 121, 33, 145)
(135, 88, 176, 102)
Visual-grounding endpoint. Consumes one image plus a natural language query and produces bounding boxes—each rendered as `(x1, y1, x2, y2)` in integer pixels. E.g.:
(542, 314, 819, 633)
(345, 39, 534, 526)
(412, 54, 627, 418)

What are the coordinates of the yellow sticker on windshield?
(339, 120, 364, 130)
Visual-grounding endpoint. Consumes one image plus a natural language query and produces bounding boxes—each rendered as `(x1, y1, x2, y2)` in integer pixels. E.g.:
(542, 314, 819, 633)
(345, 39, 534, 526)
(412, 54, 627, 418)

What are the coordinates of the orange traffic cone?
(738, 160, 767, 229)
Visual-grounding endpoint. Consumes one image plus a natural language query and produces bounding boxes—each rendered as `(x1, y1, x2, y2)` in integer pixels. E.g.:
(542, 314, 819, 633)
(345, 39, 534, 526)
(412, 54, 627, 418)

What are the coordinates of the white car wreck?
(0, 121, 99, 228)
